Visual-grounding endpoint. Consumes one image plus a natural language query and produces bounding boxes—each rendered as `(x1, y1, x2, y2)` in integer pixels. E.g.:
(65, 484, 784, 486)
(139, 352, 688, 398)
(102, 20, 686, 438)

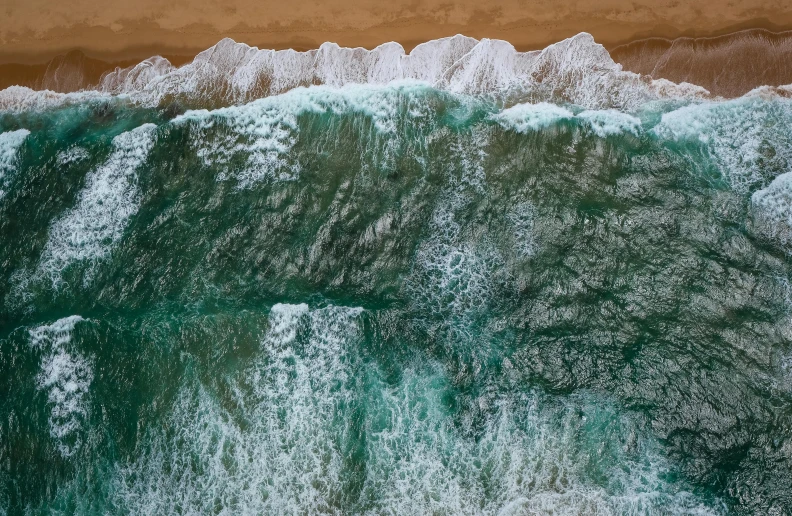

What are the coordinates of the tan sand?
(1, 0, 792, 96)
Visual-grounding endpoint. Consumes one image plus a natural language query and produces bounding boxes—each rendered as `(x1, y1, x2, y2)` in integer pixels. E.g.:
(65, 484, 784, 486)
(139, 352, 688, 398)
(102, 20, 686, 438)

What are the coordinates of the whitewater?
(1, 32, 791, 515)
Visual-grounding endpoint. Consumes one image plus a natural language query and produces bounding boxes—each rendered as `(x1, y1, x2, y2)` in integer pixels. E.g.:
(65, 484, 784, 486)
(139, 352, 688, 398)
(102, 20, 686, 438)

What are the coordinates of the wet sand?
(611, 29, 792, 97)
(1, 0, 792, 96)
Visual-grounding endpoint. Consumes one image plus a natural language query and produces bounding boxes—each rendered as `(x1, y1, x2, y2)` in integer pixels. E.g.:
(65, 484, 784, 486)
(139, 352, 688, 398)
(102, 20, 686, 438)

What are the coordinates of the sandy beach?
(1, 0, 792, 95)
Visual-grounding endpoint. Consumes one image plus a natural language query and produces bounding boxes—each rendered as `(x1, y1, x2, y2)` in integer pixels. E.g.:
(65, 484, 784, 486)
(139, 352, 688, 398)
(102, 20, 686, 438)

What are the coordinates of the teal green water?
(1, 85, 792, 514)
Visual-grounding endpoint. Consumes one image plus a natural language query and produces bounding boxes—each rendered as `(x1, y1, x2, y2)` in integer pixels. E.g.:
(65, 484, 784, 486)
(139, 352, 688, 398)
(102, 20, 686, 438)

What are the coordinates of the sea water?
(1, 34, 791, 515)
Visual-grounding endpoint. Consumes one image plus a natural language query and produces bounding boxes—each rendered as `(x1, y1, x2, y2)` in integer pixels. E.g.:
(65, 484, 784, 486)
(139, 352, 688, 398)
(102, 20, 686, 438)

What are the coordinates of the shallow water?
(1, 78, 791, 514)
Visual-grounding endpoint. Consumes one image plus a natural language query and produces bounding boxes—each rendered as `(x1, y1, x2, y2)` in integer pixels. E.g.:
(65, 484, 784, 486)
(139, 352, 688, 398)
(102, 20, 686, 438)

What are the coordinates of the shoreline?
(4, 0, 792, 63)
(1, 26, 792, 98)
(3, 16, 792, 65)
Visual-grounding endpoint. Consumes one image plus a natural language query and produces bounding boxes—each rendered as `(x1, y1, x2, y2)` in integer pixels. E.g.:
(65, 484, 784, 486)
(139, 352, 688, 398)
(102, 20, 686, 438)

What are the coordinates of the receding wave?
(611, 29, 792, 97)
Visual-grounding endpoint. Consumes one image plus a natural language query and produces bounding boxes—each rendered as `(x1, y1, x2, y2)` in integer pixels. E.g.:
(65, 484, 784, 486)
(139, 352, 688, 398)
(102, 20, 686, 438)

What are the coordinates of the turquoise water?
(1, 83, 792, 514)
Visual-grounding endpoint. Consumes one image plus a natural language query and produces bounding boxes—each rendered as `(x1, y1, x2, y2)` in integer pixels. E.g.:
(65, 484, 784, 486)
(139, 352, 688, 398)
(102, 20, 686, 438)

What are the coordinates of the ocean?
(1, 34, 791, 514)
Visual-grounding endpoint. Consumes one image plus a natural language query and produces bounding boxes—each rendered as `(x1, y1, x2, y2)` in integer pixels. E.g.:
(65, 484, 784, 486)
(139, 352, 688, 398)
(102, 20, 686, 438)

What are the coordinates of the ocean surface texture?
(1, 34, 792, 515)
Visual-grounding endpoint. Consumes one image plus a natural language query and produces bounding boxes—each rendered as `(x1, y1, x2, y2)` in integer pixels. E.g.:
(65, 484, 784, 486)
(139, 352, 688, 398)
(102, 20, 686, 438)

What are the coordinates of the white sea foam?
(29, 316, 91, 458)
(98, 56, 176, 95)
(494, 103, 642, 137)
(28, 315, 85, 348)
(578, 109, 642, 137)
(0, 85, 108, 113)
(174, 90, 323, 185)
(414, 238, 496, 322)
(752, 171, 792, 243)
(653, 97, 792, 191)
(1, 33, 711, 113)
(406, 127, 500, 334)
(0, 128, 30, 199)
(107, 303, 363, 514)
(360, 376, 715, 515)
(139, 33, 707, 110)
(652, 95, 792, 250)
(782, 352, 792, 388)
(91, 303, 716, 514)
(38, 123, 157, 284)
(56, 146, 90, 166)
(493, 102, 573, 132)
(174, 82, 433, 185)
(507, 201, 537, 257)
